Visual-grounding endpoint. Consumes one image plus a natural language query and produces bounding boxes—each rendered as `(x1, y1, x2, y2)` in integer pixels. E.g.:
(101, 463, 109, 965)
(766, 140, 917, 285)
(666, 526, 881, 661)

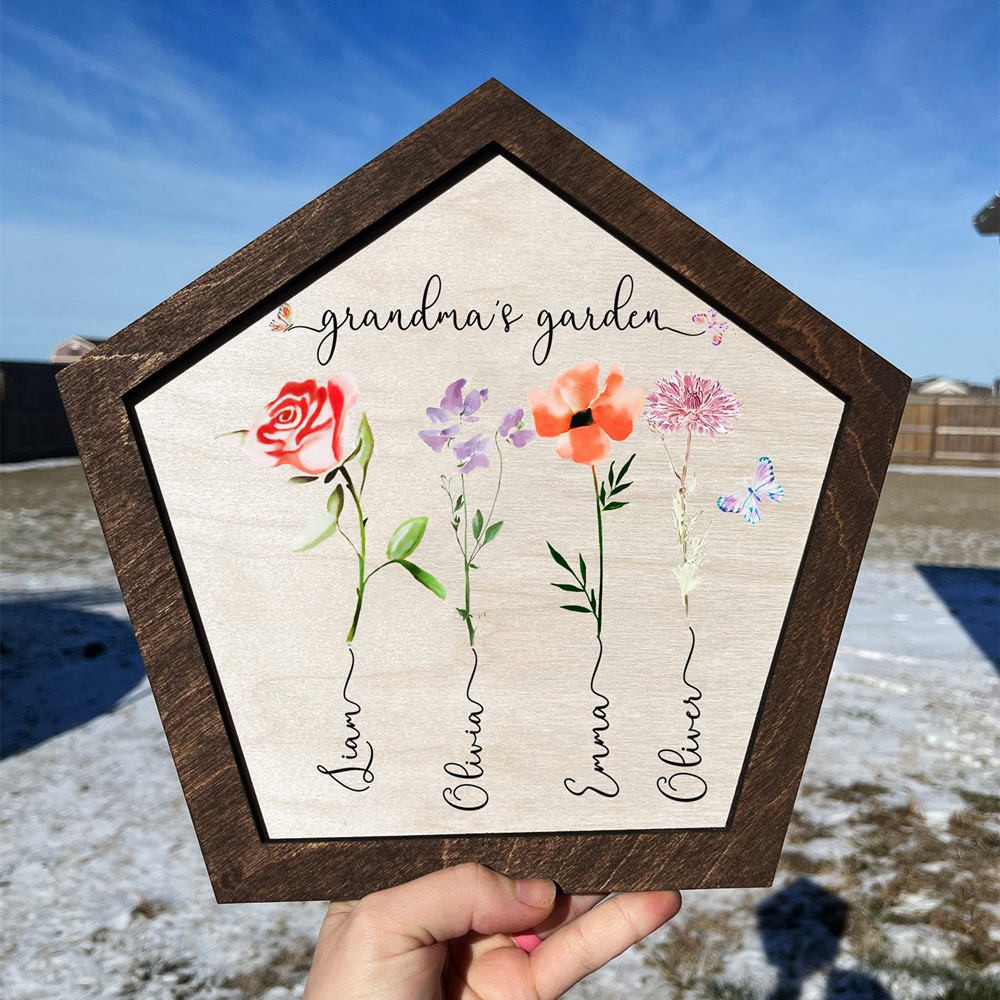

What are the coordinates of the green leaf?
(547, 542, 572, 574)
(288, 475, 318, 485)
(604, 500, 629, 511)
(560, 605, 593, 613)
(292, 510, 341, 552)
(355, 413, 374, 492)
(578, 554, 587, 584)
(616, 454, 635, 484)
(551, 582, 582, 592)
(396, 560, 446, 599)
(472, 509, 484, 540)
(326, 484, 344, 516)
(386, 516, 428, 560)
(454, 494, 465, 512)
(599, 483, 606, 505)
(610, 481, 633, 495)
(216, 428, 248, 442)
(607, 460, 615, 485)
(455, 608, 471, 621)
(483, 520, 503, 545)
(590, 588, 597, 609)
(324, 467, 341, 484)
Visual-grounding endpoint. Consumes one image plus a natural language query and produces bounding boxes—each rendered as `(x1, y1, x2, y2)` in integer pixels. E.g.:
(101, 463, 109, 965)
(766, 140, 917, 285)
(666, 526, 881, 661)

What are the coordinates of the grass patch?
(864, 952, 1000, 998)
(949, 809, 1000, 854)
(216, 938, 314, 995)
(785, 811, 835, 845)
(641, 908, 738, 993)
(957, 789, 1000, 813)
(130, 896, 169, 920)
(776, 848, 826, 876)
(119, 958, 200, 999)
(643, 786, 1000, 996)
(825, 781, 890, 803)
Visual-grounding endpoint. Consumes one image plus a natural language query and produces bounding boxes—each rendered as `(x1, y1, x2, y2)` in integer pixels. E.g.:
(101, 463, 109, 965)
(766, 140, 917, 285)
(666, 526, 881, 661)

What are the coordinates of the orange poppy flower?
(528, 361, 645, 464)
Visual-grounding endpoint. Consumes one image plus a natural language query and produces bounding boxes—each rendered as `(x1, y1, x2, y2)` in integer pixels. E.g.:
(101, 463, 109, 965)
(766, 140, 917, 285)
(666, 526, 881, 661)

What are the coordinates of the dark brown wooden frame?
(58, 79, 909, 902)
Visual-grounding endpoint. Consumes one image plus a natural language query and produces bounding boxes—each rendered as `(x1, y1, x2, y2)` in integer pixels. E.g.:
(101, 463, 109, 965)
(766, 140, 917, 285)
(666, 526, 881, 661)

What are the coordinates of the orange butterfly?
(691, 309, 729, 346)
(269, 303, 293, 332)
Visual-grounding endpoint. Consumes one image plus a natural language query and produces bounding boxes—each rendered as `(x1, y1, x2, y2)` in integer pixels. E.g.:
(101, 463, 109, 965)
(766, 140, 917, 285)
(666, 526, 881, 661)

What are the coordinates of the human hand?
(302, 862, 681, 999)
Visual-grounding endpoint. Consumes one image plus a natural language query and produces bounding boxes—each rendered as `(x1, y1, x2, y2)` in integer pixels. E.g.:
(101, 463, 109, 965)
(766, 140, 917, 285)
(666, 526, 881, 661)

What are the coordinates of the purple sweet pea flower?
(462, 387, 488, 420)
(438, 378, 488, 421)
(441, 378, 467, 414)
(459, 452, 490, 473)
(418, 424, 459, 452)
(454, 432, 491, 473)
(498, 406, 534, 448)
(419, 380, 492, 454)
(499, 406, 523, 437)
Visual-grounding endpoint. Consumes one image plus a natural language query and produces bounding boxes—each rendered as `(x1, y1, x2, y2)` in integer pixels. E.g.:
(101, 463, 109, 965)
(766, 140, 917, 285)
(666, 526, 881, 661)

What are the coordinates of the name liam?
(316, 649, 374, 793)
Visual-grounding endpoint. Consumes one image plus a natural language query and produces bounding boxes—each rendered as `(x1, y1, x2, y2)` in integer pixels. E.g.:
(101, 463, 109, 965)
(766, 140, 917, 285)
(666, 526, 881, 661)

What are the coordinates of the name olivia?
(443, 650, 488, 811)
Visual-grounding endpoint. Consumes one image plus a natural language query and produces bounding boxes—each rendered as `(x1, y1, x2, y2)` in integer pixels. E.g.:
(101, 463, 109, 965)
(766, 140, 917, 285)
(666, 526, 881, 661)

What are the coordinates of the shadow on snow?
(757, 878, 892, 999)
(1, 588, 145, 758)
(915, 564, 1000, 670)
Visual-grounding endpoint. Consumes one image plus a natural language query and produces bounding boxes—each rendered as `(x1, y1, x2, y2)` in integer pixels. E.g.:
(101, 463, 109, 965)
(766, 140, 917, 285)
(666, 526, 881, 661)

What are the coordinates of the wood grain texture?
(58, 79, 910, 902)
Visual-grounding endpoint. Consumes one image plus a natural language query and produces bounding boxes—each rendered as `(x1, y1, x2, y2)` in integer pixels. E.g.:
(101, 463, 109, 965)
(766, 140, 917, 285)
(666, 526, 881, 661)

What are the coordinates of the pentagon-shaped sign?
(59, 81, 909, 902)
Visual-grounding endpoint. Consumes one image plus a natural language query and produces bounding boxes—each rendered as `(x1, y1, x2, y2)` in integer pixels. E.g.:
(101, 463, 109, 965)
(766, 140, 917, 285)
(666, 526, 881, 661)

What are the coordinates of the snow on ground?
(1, 462, 997, 999)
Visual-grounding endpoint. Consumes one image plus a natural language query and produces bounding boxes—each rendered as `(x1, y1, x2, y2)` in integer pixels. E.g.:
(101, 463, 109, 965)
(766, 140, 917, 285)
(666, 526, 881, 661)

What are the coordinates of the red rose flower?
(245, 376, 358, 475)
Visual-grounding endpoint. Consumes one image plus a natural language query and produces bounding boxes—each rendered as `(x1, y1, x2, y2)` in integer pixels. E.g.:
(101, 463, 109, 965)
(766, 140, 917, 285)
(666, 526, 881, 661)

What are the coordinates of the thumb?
(354, 863, 557, 948)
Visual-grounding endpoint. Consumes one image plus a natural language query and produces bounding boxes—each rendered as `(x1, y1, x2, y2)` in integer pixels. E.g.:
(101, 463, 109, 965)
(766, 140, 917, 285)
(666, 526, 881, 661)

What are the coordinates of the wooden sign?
(58, 81, 909, 902)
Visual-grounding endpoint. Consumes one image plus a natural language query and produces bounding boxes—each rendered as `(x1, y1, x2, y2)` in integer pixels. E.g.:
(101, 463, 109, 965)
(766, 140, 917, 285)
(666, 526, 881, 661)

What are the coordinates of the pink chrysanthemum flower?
(645, 370, 741, 437)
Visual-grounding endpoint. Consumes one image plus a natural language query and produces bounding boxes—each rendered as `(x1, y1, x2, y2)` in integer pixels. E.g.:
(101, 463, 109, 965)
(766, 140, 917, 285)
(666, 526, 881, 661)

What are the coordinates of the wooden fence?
(0, 361, 76, 464)
(891, 395, 1000, 467)
(1, 366, 997, 467)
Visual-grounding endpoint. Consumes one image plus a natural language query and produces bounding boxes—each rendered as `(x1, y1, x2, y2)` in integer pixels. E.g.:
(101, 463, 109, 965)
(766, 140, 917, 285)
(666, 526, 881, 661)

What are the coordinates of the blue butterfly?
(717, 457, 784, 525)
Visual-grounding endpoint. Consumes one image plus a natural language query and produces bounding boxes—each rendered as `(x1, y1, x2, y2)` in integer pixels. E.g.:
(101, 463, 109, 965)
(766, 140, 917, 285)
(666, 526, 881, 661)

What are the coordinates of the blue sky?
(2, 0, 997, 381)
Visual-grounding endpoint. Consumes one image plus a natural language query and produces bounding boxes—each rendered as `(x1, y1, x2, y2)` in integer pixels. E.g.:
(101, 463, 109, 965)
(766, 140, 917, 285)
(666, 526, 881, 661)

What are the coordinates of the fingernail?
(514, 932, 543, 953)
(515, 878, 556, 908)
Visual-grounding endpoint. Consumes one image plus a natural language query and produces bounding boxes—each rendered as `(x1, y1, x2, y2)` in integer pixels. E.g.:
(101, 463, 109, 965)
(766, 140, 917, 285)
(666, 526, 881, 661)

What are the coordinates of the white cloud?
(0, 0, 995, 380)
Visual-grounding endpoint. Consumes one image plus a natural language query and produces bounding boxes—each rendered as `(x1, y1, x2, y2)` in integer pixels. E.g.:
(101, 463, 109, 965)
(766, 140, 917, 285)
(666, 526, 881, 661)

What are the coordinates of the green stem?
(679, 431, 692, 617)
(363, 560, 393, 585)
(342, 467, 366, 643)
(461, 477, 474, 645)
(592, 464, 604, 638)
(463, 557, 473, 645)
(678, 430, 692, 565)
(337, 526, 360, 558)
(662, 433, 695, 617)
(661, 435, 681, 482)
(470, 432, 503, 563)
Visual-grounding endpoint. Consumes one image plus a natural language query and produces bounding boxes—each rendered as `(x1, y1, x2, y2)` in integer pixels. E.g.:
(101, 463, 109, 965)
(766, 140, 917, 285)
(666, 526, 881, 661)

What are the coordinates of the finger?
(512, 893, 605, 953)
(532, 893, 605, 938)
(513, 932, 543, 953)
(313, 899, 359, 943)
(450, 890, 607, 968)
(352, 863, 557, 950)
(531, 891, 682, 999)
